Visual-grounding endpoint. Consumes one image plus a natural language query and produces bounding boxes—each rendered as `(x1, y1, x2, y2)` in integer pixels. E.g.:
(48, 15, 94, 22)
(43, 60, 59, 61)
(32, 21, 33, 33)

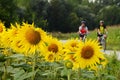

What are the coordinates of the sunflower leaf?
(68, 52, 75, 54)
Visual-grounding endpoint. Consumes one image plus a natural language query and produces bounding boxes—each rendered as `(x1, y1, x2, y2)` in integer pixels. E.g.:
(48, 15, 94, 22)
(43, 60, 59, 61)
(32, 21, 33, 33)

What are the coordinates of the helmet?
(100, 20, 104, 23)
(81, 21, 86, 24)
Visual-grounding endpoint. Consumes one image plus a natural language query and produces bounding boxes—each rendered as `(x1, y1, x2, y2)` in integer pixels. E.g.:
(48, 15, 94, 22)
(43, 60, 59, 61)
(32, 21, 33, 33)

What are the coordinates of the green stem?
(97, 68, 102, 80)
(67, 73, 71, 80)
(32, 55, 36, 80)
(77, 68, 81, 79)
(2, 63, 7, 80)
(53, 63, 56, 80)
(2, 48, 12, 80)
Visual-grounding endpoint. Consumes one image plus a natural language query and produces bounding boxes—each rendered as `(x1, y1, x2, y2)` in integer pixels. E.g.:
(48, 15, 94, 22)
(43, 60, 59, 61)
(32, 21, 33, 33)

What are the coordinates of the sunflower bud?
(65, 61, 73, 69)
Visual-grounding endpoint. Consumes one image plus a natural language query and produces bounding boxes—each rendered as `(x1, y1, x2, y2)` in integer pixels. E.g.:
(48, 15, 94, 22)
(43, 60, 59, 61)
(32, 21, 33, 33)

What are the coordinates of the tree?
(88, 2, 103, 15)
(66, 0, 82, 5)
(0, 0, 18, 27)
(67, 12, 79, 31)
(24, 0, 49, 30)
(93, 0, 120, 6)
(97, 5, 120, 25)
(47, 0, 74, 32)
(74, 5, 96, 30)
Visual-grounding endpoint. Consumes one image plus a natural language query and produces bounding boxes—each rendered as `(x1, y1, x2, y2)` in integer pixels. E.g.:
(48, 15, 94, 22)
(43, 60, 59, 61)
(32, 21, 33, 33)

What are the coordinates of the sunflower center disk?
(0, 26, 3, 32)
(71, 43, 77, 47)
(25, 28, 41, 45)
(48, 44, 58, 53)
(81, 46, 94, 59)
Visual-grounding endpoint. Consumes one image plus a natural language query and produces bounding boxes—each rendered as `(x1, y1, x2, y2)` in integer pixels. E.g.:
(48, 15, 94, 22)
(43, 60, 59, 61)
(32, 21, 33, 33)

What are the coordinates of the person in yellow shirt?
(97, 20, 107, 41)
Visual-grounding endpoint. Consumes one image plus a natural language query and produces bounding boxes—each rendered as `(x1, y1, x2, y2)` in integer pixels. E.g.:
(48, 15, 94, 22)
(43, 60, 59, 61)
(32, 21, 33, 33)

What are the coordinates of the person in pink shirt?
(78, 21, 88, 41)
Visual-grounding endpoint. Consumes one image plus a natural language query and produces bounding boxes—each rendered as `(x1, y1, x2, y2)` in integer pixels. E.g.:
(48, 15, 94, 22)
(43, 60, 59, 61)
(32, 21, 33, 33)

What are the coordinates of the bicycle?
(99, 34, 106, 51)
(79, 34, 87, 42)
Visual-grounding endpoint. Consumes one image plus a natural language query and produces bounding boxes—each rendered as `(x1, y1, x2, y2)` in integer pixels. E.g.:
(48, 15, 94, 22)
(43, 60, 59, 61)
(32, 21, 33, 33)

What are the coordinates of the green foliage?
(1, 0, 120, 32)
(0, 0, 18, 27)
(98, 5, 120, 25)
(24, 0, 49, 29)
(0, 53, 6, 62)
(14, 0, 31, 9)
(67, 12, 79, 31)
(47, 0, 74, 32)
(74, 5, 96, 30)
(0, 50, 120, 80)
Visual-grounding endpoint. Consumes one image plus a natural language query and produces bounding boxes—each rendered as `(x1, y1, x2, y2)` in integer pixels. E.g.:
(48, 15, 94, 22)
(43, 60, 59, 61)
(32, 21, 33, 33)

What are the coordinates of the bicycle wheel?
(82, 36, 86, 42)
(102, 38, 106, 51)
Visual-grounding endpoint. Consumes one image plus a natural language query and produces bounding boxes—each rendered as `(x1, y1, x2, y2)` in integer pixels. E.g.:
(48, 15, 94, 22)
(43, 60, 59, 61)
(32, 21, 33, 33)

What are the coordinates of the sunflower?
(99, 57, 108, 68)
(11, 23, 47, 56)
(63, 39, 81, 69)
(1, 23, 20, 48)
(44, 52, 55, 62)
(42, 37, 63, 62)
(0, 21, 6, 47)
(64, 57, 80, 70)
(63, 51, 80, 70)
(90, 58, 108, 71)
(63, 39, 81, 61)
(63, 39, 80, 52)
(64, 61, 73, 69)
(75, 39, 106, 69)
(0, 21, 6, 34)
(63, 39, 79, 61)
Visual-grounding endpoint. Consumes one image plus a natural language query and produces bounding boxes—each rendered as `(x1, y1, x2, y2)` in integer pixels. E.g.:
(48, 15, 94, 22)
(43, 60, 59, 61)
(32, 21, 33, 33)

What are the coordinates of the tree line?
(0, 0, 120, 32)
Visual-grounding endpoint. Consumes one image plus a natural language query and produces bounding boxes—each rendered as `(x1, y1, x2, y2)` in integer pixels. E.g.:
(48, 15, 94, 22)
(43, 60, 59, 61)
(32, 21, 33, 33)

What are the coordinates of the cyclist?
(97, 20, 107, 42)
(78, 21, 88, 41)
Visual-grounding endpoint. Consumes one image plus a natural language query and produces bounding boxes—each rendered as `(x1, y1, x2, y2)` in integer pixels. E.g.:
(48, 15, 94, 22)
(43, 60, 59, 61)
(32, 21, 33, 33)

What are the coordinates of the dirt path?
(104, 50, 120, 60)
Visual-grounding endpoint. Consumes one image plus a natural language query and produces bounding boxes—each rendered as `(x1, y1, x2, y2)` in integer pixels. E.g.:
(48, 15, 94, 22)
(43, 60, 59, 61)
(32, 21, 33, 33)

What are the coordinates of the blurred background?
(0, 0, 120, 32)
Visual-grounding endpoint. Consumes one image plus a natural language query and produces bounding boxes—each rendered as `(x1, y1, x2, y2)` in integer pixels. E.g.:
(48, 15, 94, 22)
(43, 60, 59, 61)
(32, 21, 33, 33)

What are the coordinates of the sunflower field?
(0, 21, 119, 80)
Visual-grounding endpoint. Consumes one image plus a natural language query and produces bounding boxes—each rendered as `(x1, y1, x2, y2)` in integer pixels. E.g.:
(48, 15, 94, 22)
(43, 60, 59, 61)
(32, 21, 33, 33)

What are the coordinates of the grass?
(50, 25, 120, 50)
